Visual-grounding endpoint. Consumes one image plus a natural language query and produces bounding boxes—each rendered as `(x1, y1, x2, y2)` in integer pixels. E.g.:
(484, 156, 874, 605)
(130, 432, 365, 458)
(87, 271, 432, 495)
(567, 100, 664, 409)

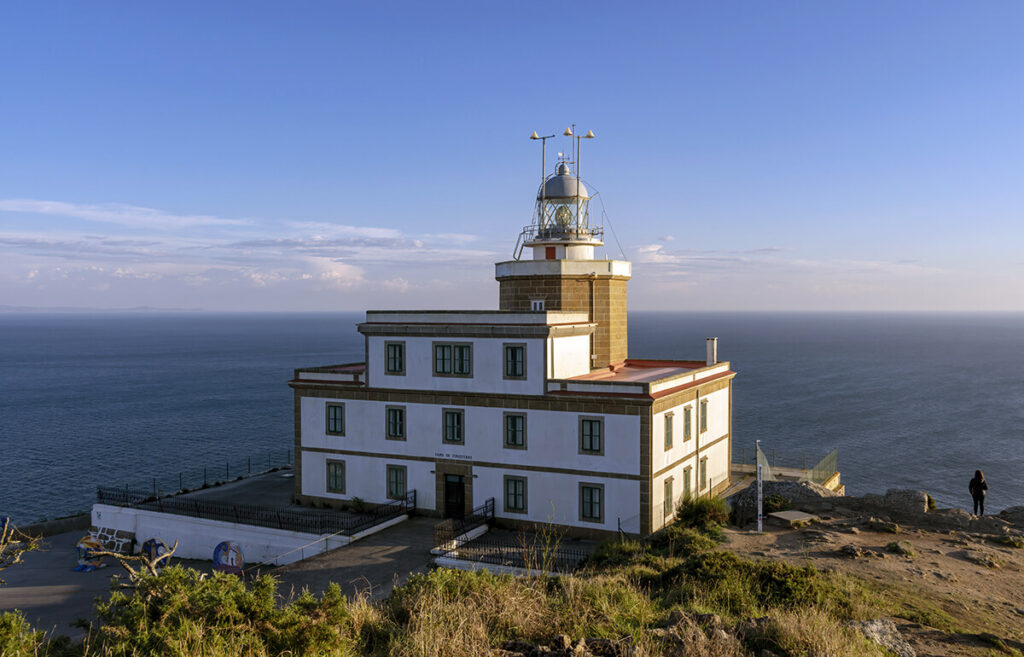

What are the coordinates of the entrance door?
(444, 474, 465, 518)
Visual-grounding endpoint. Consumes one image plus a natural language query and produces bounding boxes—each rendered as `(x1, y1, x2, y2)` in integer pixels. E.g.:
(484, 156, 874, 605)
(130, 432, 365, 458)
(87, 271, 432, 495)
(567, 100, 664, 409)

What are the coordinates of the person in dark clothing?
(968, 470, 988, 516)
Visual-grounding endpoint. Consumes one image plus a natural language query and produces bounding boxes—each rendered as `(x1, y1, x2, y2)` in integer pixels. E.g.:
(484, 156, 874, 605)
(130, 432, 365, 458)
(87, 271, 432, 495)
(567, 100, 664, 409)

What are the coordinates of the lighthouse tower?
(495, 128, 631, 370)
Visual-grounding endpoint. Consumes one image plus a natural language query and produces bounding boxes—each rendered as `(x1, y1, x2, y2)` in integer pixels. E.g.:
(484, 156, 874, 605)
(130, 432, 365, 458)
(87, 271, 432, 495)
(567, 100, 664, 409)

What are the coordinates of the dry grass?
(748, 608, 884, 657)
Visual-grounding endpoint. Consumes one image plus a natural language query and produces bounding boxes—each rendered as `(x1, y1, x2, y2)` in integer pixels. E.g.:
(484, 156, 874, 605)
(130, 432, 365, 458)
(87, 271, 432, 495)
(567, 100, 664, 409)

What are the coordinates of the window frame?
(325, 403, 345, 436)
(502, 343, 527, 380)
(664, 477, 674, 518)
(578, 416, 604, 455)
(442, 408, 465, 444)
(384, 341, 406, 376)
(579, 482, 605, 523)
(683, 406, 692, 441)
(664, 412, 674, 450)
(503, 412, 527, 450)
(503, 475, 527, 513)
(385, 405, 406, 441)
(699, 399, 709, 433)
(432, 341, 473, 378)
(683, 466, 692, 500)
(699, 457, 708, 491)
(530, 299, 545, 311)
(326, 459, 346, 494)
(386, 464, 407, 500)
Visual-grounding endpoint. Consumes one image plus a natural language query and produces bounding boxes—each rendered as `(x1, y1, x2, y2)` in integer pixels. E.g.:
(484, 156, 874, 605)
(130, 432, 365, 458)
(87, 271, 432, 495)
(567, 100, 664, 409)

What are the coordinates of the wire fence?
(118, 449, 293, 497)
(732, 445, 838, 486)
(96, 486, 416, 537)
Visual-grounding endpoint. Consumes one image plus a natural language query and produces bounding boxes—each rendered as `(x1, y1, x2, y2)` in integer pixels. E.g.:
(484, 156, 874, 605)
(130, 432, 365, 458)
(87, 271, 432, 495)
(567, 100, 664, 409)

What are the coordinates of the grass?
(4, 502, 1010, 657)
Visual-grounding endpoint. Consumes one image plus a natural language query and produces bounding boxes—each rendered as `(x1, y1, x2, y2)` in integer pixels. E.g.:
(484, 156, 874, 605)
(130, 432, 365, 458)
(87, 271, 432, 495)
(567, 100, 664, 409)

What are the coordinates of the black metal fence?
(437, 534, 590, 574)
(119, 449, 293, 498)
(433, 497, 495, 547)
(96, 486, 416, 537)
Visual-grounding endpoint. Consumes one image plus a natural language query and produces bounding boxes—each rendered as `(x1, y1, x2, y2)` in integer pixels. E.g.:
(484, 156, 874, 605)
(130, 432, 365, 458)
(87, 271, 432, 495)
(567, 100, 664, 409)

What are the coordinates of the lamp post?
(529, 131, 556, 227)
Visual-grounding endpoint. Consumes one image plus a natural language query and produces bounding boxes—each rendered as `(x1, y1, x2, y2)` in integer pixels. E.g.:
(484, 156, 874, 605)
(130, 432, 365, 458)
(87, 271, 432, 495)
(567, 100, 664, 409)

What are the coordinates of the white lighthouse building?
(289, 131, 735, 537)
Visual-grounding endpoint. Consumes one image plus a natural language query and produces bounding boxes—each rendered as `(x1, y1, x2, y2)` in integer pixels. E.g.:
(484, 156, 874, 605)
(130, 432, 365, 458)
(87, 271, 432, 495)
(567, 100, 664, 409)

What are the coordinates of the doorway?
(444, 474, 466, 519)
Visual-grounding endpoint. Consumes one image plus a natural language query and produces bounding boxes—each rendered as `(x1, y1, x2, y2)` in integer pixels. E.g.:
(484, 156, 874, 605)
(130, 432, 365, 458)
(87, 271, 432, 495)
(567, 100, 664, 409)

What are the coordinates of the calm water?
(1, 312, 1021, 523)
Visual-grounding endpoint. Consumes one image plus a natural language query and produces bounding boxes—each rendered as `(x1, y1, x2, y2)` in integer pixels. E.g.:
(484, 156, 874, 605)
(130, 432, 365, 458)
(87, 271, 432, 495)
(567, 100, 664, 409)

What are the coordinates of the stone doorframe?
(434, 460, 474, 517)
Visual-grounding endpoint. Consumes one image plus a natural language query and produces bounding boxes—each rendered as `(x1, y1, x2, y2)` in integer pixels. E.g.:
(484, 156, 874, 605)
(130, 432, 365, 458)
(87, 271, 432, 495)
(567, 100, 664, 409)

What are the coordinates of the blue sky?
(1, 2, 1022, 311)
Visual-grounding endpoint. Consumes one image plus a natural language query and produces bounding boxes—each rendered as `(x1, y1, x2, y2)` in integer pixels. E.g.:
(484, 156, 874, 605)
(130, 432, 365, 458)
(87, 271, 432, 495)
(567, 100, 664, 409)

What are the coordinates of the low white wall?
(429, 523, 489, 556)
(91, 504, 349, 566)
(435, 556, 547, 578)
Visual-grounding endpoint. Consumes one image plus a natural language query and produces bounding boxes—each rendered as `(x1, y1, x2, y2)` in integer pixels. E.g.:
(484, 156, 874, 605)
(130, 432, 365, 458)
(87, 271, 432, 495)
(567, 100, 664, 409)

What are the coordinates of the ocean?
(2, 311, 1021, 524)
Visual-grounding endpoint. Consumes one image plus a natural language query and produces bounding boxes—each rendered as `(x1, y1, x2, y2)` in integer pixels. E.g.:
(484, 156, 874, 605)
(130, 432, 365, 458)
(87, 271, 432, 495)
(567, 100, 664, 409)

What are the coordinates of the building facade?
(290, 151, 735, 537)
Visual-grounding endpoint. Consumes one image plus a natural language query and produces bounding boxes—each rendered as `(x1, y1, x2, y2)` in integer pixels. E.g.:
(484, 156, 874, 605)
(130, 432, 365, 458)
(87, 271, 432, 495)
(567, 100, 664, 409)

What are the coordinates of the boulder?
(849, 619, 915, 657)
(883, 489, 930, 514)
(998, 506, 1024, 527)
(730, 481, 838, 526)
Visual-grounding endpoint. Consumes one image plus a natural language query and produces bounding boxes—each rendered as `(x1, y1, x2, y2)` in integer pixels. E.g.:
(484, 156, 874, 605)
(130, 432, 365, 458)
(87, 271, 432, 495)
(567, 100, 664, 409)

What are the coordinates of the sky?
(1, 2, 1022, 312)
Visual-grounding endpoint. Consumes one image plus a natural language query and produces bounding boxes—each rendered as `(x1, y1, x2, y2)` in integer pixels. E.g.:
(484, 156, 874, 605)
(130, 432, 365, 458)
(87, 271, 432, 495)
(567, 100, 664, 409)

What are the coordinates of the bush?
(92, 565, 360, 656)
(675, 496, 730, 532)
(0, 611, 44, 656)
(647, 525, 720, 557)
(763, 494, 793, 514)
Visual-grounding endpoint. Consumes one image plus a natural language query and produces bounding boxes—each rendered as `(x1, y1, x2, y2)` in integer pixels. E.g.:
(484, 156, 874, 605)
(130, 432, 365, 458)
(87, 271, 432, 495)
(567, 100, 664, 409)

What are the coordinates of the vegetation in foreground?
(0, 498, 1004, 656)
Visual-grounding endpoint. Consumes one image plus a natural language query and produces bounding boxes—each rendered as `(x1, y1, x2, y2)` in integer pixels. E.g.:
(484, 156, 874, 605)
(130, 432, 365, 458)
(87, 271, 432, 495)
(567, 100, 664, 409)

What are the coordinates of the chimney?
(706, 337, 718, 366)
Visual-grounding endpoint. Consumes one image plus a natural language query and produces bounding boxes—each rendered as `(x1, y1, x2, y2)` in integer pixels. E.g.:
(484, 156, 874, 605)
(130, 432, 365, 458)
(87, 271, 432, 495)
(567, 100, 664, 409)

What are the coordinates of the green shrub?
(763, 494, 793, 514)
(0, 611, 44, 656)
(92, 565, 359, 656)
(647, 525, 720, 557)
(587, 538, 647, 568)
(675, 496, 729, 532)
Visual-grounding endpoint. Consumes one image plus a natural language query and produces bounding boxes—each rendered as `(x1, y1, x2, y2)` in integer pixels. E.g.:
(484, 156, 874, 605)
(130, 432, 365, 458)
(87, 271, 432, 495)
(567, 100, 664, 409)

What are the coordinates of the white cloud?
(0, 199, 251, 230)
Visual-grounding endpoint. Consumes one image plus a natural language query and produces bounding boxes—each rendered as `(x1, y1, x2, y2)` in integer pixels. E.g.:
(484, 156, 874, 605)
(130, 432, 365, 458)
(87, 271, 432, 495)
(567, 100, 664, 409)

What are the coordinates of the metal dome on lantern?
(514, 125, 604, 260)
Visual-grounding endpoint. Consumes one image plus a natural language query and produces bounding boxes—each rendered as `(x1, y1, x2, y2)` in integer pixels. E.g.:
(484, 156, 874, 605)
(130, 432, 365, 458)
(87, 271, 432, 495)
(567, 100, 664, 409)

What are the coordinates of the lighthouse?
(497, 129, 631, 370)
(288, 128, 735, 537)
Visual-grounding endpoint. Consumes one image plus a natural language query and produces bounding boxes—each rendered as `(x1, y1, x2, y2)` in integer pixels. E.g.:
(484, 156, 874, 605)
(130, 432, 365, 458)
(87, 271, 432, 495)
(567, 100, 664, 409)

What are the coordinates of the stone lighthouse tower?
(495, 127, 631, 370)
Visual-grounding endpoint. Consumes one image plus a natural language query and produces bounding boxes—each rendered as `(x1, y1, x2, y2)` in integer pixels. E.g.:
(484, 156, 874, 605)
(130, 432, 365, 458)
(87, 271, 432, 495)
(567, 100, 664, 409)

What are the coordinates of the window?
(683, 467, 692, 499)
(683, 407, 692, 441)
(531, 299, 545, 311)
(386, 465, 407, 499)
(664, 478, 674, 518)
(700, 457, 708, 491)
(326, 403, 345, 435)
(504, 413, 526, 449)
(443, 409, 464, 443)
(580, 483, 604, 522)
(385, 342, 405, 375)
(433, 343, 472, 376)
(326, 460, 345, 493)
(664, 413, 674, 450)
(504, 475, 527, 513)
(700, 399, 709, 433)
(386, 406, 405, 440)
(503, 344, 526, 379)
(579, 416, 603, 454)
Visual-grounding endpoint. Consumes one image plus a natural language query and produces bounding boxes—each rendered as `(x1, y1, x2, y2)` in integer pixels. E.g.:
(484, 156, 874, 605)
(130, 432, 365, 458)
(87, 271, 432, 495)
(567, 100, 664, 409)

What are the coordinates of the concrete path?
(269, 515, 437, 601)
(0, 531, 180, 638)
(0, 514, 438, 636)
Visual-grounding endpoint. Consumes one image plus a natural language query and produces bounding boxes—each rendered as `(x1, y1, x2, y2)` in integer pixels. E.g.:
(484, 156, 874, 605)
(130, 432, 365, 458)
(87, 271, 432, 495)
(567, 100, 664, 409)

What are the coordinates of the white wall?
(548, 334, 591, 378)
(367, 336, 546, 395)
(301, 397, 641, 479)
(91, 504, 349, 565)
(474, 466, 641, 534)
(302, 451, 436, 510)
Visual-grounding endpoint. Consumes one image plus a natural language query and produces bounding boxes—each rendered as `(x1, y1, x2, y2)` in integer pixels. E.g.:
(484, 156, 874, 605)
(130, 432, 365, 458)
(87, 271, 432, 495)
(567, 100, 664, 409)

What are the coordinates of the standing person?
(968, 470, 988, 517)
